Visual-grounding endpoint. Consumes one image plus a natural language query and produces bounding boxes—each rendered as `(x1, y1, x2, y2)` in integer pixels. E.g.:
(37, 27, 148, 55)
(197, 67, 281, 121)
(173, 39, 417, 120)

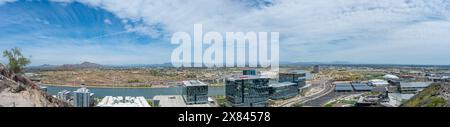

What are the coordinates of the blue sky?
(1, 0, 450, 65)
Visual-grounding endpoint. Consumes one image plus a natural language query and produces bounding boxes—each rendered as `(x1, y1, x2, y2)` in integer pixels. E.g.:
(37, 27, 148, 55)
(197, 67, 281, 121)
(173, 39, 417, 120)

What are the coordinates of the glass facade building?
(182, 80, 208, 105)
(243, 69, 257, 76)
(279, 70, 307, 88)
(225, 75, 271, 107)
(72, 86, 93, 107)
(269, 82, 298, 100)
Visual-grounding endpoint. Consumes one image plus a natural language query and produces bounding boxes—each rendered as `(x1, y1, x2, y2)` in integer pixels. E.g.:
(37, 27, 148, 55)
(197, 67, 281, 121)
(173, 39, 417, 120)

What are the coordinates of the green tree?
(2, 47, 31, 74)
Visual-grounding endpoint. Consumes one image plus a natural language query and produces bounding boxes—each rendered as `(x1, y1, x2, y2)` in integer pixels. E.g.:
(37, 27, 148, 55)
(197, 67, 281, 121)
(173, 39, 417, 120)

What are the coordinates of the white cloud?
(4, 0, 450, 64)
(51, 1, 450, 43)
(323, 20, 450, 65)
(103, 19, 112, 25)
(0, 0, 16, 5)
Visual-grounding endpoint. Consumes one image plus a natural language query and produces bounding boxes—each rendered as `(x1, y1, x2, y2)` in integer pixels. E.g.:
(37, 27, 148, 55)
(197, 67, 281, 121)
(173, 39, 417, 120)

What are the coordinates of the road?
(302, 91, 362, 106)
(276, 76, 334, 107)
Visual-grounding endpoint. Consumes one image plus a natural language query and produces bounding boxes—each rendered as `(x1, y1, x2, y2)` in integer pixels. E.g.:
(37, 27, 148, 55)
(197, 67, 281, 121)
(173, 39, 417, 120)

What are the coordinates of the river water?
(43, 85, 225, 99)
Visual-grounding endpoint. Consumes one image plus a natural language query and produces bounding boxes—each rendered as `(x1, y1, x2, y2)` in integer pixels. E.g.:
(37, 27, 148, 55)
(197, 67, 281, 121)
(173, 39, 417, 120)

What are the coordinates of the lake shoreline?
(41, 84, 225, 89)
(43, 85, 226, 99)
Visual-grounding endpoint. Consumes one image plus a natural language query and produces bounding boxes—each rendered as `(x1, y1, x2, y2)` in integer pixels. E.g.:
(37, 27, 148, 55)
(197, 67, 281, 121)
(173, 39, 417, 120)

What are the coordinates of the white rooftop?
(285, 70, 308, 74)
(228, 75, 269, 81)
(97, 96, 151, 107)
(153, 95, 212, 107)
(269, 82, 296, 88)
(369, 79, 389, 86)
(74, 85, 90, 93)
(400, 82, 432, 88)
(183, 80, 207, 87)
(383, 74, 400, 79)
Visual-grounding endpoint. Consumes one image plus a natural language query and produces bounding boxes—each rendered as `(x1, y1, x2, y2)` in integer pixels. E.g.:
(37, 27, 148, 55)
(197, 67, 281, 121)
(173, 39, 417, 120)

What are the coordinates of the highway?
(276, 76, 334, 107)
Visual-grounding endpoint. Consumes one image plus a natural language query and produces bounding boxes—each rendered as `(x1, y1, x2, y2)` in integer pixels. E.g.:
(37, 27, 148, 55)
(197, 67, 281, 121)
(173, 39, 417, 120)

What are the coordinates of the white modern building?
(97, 96, 151, 107)
(368, 79, 390, 86)
(56, 90, 72, 102)
(153, 95, 213, 107)
(383, 74, 400, 80)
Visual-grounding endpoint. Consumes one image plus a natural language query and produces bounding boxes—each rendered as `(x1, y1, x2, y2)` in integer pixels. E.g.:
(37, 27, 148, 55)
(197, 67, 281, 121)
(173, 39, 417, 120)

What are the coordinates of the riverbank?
(43, 85, 225, 99)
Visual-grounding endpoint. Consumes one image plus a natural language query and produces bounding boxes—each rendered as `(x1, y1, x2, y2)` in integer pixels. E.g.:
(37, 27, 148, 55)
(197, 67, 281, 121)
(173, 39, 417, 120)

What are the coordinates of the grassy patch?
(213, 96, 226, 107)
(147, 99, 157, 107)
(426, 97, 447, 107)
(402, 84, 448, 107)
(324, 99, 357, 107)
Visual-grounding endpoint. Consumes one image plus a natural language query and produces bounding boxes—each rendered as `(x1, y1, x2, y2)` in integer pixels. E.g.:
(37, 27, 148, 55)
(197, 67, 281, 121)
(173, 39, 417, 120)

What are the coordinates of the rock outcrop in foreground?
(402, 83, 450, 107)
(0, 64, 70, 107)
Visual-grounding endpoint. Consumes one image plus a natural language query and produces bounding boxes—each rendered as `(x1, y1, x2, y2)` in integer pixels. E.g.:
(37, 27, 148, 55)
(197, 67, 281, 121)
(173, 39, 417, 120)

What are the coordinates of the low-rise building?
(429, 76, 450, 82)
(56, 90, 72, 102)
(153, 95, 212, 107)
(97, 96, 150, 107)
(355, 95, 389, 107)
(279, 70, 308, 88)
(298, 83, 312, 96)
(352, 83, 372, 92)
(388, 80, 401, 86)
(368, 79, 389, 86)
(399, 82, 432, 94)
(225, 75, 271, 107)
(335, 83, 354, 92)
(335, 83, 373, 92)
(383, 74, 400, 80)
(269, 82, 298, 100)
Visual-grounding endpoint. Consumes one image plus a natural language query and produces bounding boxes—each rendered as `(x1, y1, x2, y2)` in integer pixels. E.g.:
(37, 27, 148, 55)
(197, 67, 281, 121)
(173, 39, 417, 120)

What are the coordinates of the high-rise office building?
(225, 75, 271, 107)
(182, 80, 208, 105)
(72, 85, 94, 107)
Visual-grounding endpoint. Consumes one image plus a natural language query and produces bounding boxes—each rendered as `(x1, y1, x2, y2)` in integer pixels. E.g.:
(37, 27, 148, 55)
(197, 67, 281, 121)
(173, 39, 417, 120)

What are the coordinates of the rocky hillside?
(0, 64, 70, 107)
(402, 83, 450, 107)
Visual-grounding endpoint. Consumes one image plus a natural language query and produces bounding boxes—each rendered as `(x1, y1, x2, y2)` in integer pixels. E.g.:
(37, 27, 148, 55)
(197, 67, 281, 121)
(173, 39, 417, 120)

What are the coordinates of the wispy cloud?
(1, 0, 450, 65)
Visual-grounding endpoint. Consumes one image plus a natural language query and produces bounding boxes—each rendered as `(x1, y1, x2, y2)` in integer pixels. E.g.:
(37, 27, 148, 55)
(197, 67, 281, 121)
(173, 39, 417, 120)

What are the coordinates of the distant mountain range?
(26, 61, 450, 70)
(27, 62, 105, 70)
(279, 61, 352, 66)
(60, 62, 103, 69)
(26, 62, 175, 70)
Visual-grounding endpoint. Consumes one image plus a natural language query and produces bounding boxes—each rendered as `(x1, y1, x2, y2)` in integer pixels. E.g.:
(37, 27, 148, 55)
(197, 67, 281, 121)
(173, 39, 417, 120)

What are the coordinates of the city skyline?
(1, 0, 450, 66)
